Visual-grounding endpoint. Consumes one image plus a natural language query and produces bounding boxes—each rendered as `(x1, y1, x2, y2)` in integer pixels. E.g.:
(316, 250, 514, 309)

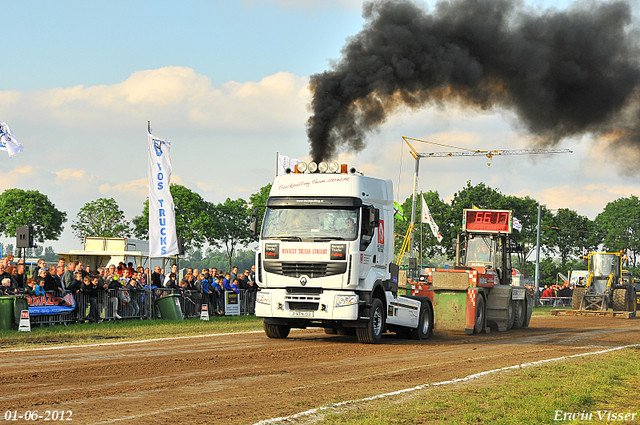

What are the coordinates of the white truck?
(250, 162, 433, 343)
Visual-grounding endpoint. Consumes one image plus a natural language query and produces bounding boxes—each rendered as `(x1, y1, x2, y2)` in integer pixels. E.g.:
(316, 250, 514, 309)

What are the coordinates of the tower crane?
(401, 136, 573, 264)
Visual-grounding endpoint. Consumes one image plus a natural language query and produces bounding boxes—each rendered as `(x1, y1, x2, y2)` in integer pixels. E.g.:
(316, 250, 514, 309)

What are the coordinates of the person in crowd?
(57, 257, 66, 270)
(165, 273, 177, 289)
(212, 276, 224, 315)
(101, 268, 122, 319)
(81, 275, 101, 323)
(24, 278, 38, 296)
(85, 265, 92, 276)
(127, 262, 135, 276)
(56, 265, 65, 285)
(32, 259, 46, 280)
(164, 264, 178, 286)
(237, 272, 248, 291)
(136, 266, 147, 285)
(62, 261, 77, 290)
(0, 263, 11, 284)
(125, 277, 140, 316)
(201, 272, 213, 313)
(0, 278, 17, 295)
(245, 270, 257, 315)
(44, 265, 64, 294)
(229, 279, 240, 294)
(15, 264, 27, 290)
(151, 266, 163, 288)
(230, 266, 239, 287)
(36, 277, 46, 296)
(6, 254, 14, 266)
(67, 271, 84, 294)
(106, 264, 118, 281)
(78, 261, 90, 279)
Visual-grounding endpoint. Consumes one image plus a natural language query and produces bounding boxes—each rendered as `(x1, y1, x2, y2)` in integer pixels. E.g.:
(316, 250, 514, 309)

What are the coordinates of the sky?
(1, 0, 639, 255)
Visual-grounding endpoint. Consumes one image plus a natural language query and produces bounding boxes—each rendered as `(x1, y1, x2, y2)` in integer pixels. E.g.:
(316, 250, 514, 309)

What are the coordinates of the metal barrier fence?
(26, 288, 256, 326)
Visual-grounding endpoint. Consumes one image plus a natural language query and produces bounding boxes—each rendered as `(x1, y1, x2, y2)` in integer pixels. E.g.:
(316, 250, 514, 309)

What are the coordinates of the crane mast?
(401, 136, 573, 264)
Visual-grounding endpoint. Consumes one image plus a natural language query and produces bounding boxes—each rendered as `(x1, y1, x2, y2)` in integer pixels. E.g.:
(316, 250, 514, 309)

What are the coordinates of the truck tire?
(572, 287, 585, 310)
(357, 298, 384, 344)
(473, 294, 485, 334)
(507, 299, 515, 330)
(324, 328, 338, 335)
(513, 299, 525, 329)
(264, 323, 290, 339)
(410, 301, 433, 340)
(628, 286, 637, 312)
(612, 288, 626, 311)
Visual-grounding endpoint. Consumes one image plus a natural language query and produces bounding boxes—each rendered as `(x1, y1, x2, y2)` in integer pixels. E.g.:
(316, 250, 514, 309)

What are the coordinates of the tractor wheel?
(507, 299, 516, 330)
(626, 286, 637, 312)
(572, 287, 585, 310)
(357, 298, 384, 344)
(473, 294, 485, 334)
(612, 288, 626, 311)
(264, 323, 291, 339)
(410, 301, 433, 340)
(513, 300, 526, 329)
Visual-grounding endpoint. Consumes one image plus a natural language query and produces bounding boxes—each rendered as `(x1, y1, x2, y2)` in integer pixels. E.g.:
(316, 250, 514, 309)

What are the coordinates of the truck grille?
(264, 261, 347, 278)
(285, 292, 321, 311)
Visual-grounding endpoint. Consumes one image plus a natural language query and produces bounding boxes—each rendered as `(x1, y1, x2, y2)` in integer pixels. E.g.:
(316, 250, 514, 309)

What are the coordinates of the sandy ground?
(1, 315, 639, 425)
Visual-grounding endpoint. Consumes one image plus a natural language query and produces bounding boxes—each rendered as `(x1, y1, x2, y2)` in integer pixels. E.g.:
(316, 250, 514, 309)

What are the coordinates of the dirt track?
(1, 315, 639, 425)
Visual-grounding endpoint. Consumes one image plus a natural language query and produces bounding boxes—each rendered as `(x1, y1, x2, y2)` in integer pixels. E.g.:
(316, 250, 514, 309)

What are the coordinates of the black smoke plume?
(307, 0, 640, 163)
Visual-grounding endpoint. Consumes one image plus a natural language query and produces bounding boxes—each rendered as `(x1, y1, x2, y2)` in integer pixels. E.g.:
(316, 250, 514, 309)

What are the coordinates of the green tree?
(206, 198, 253, 273)
(132, 184, 210, 250)
(544, 208, 597, 267)
(395, 191, 452, 262)
(248, 183, 272, 241)
(595, 196, 640, 267)
(5, 244, 14, 257)
(0, 189, 67, 243)
(44, 246, 58, 262)
(502, 196, 552, 267)
(71, 198, 131, 241)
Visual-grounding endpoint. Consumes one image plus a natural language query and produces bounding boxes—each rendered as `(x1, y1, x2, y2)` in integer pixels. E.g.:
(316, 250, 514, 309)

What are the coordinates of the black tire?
(507, 299, 515, 330)
(410, 301, 433, 340)
(572, 287, 585, 310)
(612, 288, 626, 311)
(627, 286, 637, 312)
(513, 299, 526, 329)
(324, 327, 338, 335)
(264, 322, 290, 339)
(473, 294, 485, 334)
(338, 328, 357, 336)
(357, 298, 384, 344)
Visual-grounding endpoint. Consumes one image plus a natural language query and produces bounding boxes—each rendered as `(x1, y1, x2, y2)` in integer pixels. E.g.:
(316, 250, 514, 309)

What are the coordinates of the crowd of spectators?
(0, 255, 258, 323)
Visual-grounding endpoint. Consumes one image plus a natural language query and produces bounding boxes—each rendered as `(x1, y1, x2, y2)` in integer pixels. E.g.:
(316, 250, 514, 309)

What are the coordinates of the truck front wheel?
(357, 298, 384, 344)
(473, 295, 485, 334)
(264, 323, 291, 339)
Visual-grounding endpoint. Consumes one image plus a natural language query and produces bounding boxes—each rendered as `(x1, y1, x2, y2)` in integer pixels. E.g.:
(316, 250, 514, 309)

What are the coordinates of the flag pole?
(276, 152, 279, 179)
(147, 120, 152, 319)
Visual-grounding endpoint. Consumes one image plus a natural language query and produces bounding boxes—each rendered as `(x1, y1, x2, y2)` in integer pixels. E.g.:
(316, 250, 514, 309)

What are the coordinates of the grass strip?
(0, 315, 264, 350)
(316, 347, 640, 424)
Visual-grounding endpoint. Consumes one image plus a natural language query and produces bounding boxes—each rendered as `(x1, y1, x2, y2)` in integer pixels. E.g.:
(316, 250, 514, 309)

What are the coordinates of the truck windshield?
(465, 236, 495, 267)
(262, 207, 359, 241)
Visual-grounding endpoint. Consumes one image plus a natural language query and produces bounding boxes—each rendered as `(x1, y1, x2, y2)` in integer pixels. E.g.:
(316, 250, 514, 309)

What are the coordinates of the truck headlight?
(256, 293, 271, 305)
(335, 295, 358, 307)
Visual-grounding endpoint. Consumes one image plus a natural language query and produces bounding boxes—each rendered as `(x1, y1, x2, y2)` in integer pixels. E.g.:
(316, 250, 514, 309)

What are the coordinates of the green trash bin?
(13, 296, 29, 328)
(0, 296, 17, 330)
(155, 294, 183, 320)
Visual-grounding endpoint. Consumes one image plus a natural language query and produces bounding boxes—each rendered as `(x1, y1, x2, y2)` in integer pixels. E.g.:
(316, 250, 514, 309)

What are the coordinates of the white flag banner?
(421, 195, 443, 243)
(277, 153, 302, 176)
(513, 217, 523, 231)
(0, 121, 25, 158)
(148, 132, 179, 257)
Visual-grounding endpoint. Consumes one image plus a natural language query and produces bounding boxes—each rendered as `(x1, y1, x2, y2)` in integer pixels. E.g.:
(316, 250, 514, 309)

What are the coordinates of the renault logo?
(300, 276, 308, 286)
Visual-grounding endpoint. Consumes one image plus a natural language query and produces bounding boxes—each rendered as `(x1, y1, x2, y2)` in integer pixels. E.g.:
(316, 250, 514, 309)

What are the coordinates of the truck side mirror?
(249, 208, 259, 237)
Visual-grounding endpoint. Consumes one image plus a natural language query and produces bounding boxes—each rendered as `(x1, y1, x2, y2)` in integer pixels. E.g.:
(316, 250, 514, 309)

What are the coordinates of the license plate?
(290, 311, 314, 317)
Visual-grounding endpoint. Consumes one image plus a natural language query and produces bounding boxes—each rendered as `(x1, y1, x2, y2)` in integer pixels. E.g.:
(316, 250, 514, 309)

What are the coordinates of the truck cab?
(252, 162, 431, 343)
